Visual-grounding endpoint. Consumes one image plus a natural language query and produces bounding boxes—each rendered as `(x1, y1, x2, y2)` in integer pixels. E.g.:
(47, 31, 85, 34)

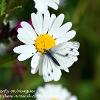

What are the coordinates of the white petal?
(69, 55, 78, 62)
(52, 47, 79, 56)
(31, 53, 41, 74)
(13, 45, 36, 54)
(18, 53, 33, 61)
(56, 30, 76, 45)
(72, 42, 80, 50)
(52, 42, 80, 51)
(43, 56, 56, 82)
(34, 0, 48, 14)
(42, 11, 50, 33)
(42, 55, 61, 82)
(37, 12, 43, 34)
(46, 58, 54, 81)
(48, 14, 56, 31)
(53, 53, 67, 69)
(51, 22, 72, 39)
(31, 12, 43, 34)
(69, 96, 77, 100)
(49, 57, 61, 81)
(38, 55, 44, 75)
(53, 0, 60, 4)
(49, 14, 64, 37)
(48, 0, 58, 10)
(21, 21, 37, 39)
(17, 28, 35, 44)
(42, 55, 53, 82)
(64, 68, 69, 72)
(55, 22, 72, 38)
(53, 53, 75, 70)
(34, 0, 59, 13)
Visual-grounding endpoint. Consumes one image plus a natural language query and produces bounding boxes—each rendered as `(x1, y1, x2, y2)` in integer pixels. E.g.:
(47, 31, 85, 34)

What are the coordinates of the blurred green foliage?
(0, 0, 100, 100)
(0, 0, 6, 16)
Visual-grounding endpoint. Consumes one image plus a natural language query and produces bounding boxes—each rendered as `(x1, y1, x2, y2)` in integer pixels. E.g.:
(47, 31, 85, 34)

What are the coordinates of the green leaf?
(0, 0, 6, 16)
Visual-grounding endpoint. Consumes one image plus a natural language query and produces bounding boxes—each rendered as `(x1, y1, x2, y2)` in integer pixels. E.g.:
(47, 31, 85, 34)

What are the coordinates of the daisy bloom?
(13, 11, 80, 82)
(33, 0, 60, 13)
(35, 84, 78, 100)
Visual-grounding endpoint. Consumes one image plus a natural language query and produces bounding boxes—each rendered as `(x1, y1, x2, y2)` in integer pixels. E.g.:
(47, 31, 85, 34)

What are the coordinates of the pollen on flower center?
(35, 34, 56, 54)
(51, 97, 58, 100)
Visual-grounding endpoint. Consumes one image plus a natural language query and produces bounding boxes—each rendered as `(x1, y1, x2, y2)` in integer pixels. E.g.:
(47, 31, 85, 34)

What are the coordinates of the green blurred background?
(0, 0, 100, 100)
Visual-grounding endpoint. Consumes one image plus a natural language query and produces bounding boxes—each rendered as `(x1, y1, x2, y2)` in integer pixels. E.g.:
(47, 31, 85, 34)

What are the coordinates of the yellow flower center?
(51, 97, 58, 100)
(35, 34, 56, 54)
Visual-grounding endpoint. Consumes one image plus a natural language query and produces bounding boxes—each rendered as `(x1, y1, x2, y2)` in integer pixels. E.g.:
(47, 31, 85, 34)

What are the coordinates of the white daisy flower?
(33, 0, 60, 13)
(13, 11, 80, 82)
(35, 84, 78, 100)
